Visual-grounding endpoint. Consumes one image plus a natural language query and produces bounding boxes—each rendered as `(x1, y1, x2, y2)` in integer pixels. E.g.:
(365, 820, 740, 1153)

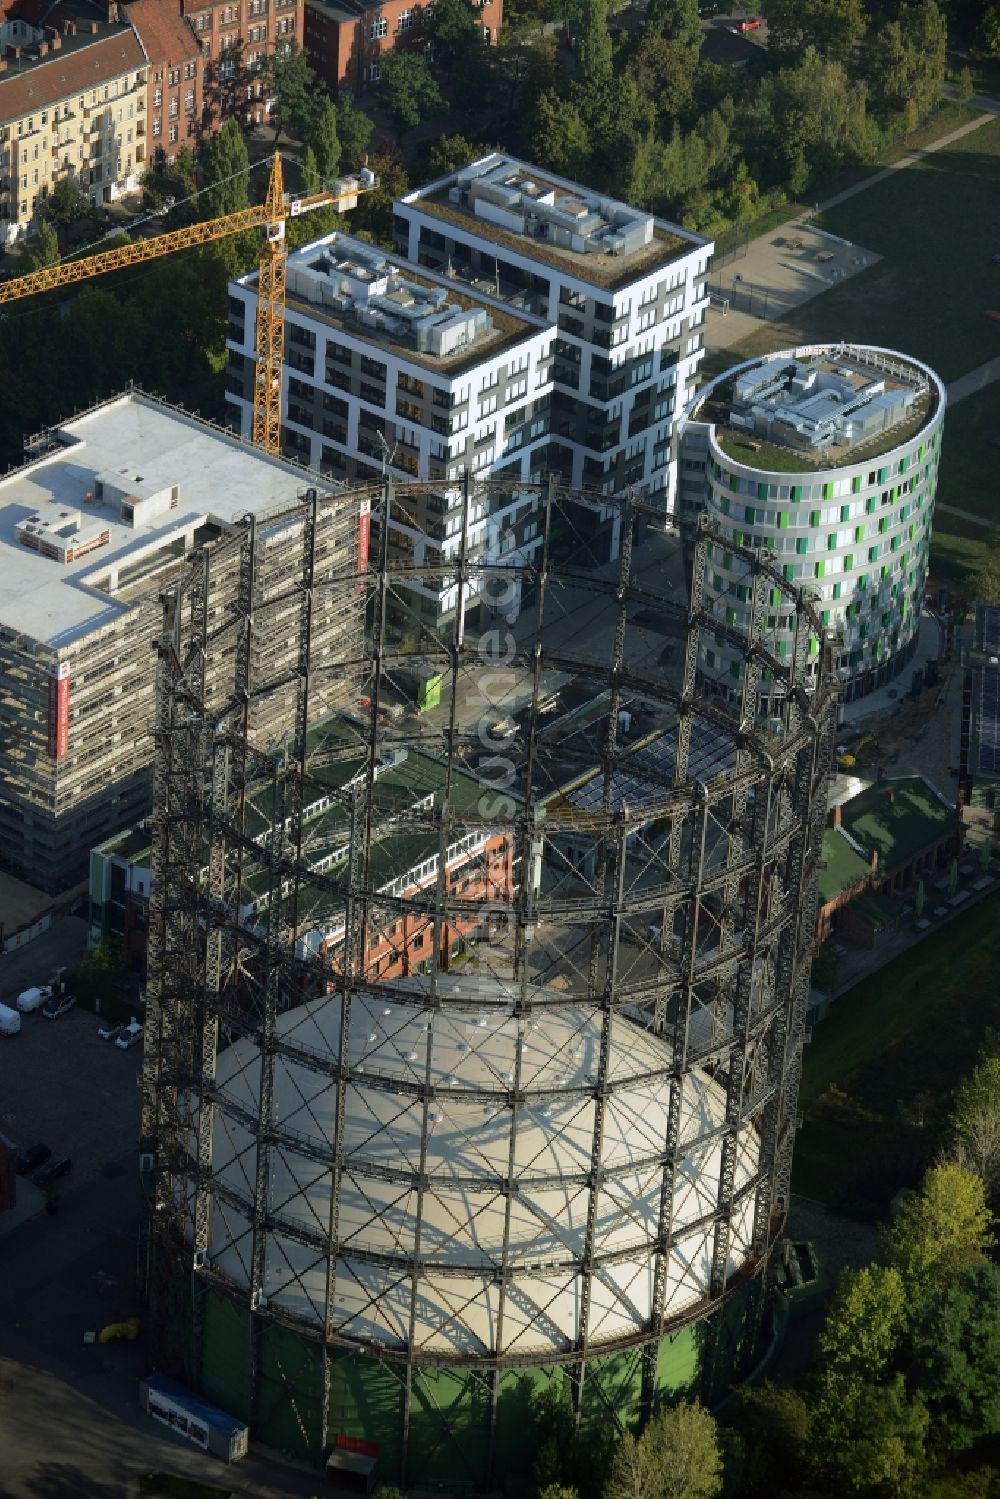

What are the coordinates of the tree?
(305, 95, 341, 183)
(75, 938, 131, 1016)
(981, 2, 1000, 53)
(632, 34, 696, 121)
(867, 0, 947, 121)
(576, 0, 613, 88)
(45, 175, 90, 231)
(816, 1264, 908, 1408)
(531, 91, 592, 179)
(200, 118, 250, 219)
(380, 52, 444, 138)
(969, 544, 1000, 606)
(540, 1488, 582, 1499)
(766, 0, 866, 63)
(299, 144, 321, 196)
(645, 0, 702, 50)
(908, 1260, 1000, 1452)
(882, 1164, 994, 1295)
(350, 153, 409, 246)
(951, 1057, 1000, 1199)
(819, 1376, 929, 1496)
(21, 220, 60, 272)
(604, 1402, 723, 1499)
(730, 1383, 812, 1498)
(336, 94, 374, 167)
(428, 133, 484, 175)
(254, 40, 318, 143)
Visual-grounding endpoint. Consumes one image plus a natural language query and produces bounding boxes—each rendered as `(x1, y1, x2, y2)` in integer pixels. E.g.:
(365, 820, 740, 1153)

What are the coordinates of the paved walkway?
(815, 103, 999, 214)
(946, 353, 1000, 405)
(936, 502, 993, 528)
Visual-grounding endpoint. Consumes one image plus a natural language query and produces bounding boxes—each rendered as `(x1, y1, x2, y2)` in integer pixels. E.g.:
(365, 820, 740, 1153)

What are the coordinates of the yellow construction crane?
(0, 153, 373, 455)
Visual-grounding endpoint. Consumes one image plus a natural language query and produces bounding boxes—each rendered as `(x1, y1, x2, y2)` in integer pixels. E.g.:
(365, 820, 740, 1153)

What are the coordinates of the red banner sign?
(335, 1433, 379, 1458)
(357, 496, 371, 593)
(47, 662, 70, 760)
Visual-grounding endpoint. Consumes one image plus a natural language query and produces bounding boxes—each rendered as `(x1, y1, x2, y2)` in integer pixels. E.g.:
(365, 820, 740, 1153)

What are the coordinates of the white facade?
(394, 153, 713, 513)
(678, 344, 946, 708)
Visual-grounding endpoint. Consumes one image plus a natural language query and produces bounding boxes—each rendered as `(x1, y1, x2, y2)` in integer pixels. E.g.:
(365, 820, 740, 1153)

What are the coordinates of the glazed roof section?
(0, 21, 144, 119)
(400, 153, 705, 291)
(0, 393, 329, 650)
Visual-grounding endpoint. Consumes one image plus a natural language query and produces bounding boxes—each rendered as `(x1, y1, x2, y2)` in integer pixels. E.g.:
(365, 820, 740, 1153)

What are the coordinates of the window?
(153, 116, 162, 136)
(185, 90, 195, 112)
(369, 60, 382, 79)
(169, 67, 181, 86)
(169, 98, 179, 118)
(398, 7, 414, 26)
(193, 11, 210, 29)
(169, 124, 178, 144)
(153, 87, 162, 107)
(370, 15, 388, 36)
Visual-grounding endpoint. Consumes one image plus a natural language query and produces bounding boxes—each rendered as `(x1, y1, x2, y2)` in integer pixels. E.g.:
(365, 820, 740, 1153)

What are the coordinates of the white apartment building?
(393, 153, 713, 545)
(226, 231, 553, 631)
(0, 16, 147, 244)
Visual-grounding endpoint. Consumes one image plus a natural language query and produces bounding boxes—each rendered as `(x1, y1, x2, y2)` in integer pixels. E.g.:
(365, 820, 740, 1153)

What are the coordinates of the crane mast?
(0, 153, 373, 456)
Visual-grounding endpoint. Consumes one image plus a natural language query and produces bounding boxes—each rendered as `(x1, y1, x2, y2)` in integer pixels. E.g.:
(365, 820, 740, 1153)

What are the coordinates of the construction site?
(138, 476, 838, 1488)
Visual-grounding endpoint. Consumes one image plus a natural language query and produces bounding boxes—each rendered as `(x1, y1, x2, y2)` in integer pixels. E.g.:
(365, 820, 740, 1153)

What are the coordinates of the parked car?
(115, 1019, 144, 1050)
(32, 1157, 72, 1189)
(16, 984, 54, 1013)
(0, 1003, 21, 1037)
(15, 1143, 51, 1176)
(97, 1020, 124, 1042)
(41, 993, 76, 1020)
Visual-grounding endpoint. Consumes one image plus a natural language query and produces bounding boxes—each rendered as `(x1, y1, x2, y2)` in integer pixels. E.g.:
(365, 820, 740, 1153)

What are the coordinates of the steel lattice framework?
(140, 477, 837, 1484)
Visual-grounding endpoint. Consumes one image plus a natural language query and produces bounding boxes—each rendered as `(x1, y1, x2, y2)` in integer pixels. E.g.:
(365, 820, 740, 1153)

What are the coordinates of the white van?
(16, 984, 53, 1013)
(0, 1003, 22, 1036)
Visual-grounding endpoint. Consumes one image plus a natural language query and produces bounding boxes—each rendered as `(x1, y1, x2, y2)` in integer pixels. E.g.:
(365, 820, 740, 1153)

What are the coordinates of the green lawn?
(936, 384, 1000, 523)
(793, 892, 1000, 1217)
(720, 115, 1000, 384)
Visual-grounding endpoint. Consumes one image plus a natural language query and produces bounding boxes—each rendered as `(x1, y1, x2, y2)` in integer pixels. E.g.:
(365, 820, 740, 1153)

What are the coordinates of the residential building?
(815, 775, 960, 945)
(124, 0, 202, 160)
(394, 152, 713, 549)
(226, 229, 551, 628)
(178, 0, 304, 127)
(0, 15, 147, 243)
(0, 391, 361, 892)
(677, 344, 946, 709)
(304, 0, 502, 95)
(89, 822, 152, 971)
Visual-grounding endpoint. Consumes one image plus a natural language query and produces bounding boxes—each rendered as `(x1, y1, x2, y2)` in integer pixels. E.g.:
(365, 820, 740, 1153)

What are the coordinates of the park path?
(946, 352, 1000, 404)
(814, 93, 1000, 214)
(936, 503, 993, 528)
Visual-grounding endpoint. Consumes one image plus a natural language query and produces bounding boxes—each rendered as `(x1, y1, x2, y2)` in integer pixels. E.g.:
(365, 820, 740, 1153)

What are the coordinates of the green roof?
(840, 776, 957, 874)
(818, 826, 871, 904)
(93, 825, 153, 864)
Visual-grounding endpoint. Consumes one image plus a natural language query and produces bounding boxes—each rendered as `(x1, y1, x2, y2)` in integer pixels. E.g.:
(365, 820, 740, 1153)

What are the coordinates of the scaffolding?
(140, 477, 837, 1486)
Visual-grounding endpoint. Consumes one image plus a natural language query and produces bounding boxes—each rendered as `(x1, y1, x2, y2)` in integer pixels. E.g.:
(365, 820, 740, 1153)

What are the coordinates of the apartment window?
(277, 15, 295, 33)
(169, 99, 179, 118)
(369, 60, 382, 79)
(153, 116, 162, 136)
(194, 11, 210, 29)
(398, 7, 413, 26)
(169, 124, 179, 144)
(221, 4, 240, 20)
(370, 15, 388, 36)
(169, 67, 181, 86)
(153, 87, 162, 107)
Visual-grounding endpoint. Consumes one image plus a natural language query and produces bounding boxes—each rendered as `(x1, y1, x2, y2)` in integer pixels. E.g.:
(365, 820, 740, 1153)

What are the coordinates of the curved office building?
(678, 344, 945, 707)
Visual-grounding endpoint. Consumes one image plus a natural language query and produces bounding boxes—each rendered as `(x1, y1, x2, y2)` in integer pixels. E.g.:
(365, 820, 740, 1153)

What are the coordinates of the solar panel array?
(976, 664, 1000, 776)
(566, 721, 736, 814)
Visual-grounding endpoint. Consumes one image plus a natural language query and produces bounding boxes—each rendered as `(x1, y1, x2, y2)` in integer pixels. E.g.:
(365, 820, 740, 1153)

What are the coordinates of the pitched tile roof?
(0, 28, 146, 120)
(125, 0, 199, 66)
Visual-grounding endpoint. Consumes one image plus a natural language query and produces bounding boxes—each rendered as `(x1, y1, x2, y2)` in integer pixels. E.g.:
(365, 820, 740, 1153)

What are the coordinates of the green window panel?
(744, 505, 756, 524)
(866, 496, 876, 514)
(796, 537, 808, 555)
(810, 509, 821, 527)
(769, 587, 781, 606)
(808, 636, 819, 657)
(790, 484, 802, 502)
(726, 607, 738, 625)
(778, 640, 789, 658)
(757, 481, 769, 500)
(890, 535, 900, 551)
(821, 609, 830, 626)
(859, 622, 868, 639)
(777, 511, 789, 529)
(844, 553, 854, 571)
(858, 572, 868, 589)
(823, 482, 834, 500)
(706, 649, 715, 667)
(855, 526, 865, 542)
(852, 475, 862, 493)
(840, 505, 851, 522)
(827, 533, 838, 550)
(899, 456, 908, 472)
(815, 561, 827, 578)
(917, 445, 924, 460)
(720, 496, 730, 515)
(868, 546, 879, 562)
(736, 584, 748, 602)
(832, 582, 842, 600)
(877, 466, 888, 483)
(723, 552, 733, 569)
(881, 564, 889, 578)
(878, 517, 888, 533)
(729, 661, 741, 679)
(783, 564, 795, 580)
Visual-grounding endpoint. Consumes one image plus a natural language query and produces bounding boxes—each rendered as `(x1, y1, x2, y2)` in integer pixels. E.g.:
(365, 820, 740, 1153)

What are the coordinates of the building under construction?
(0, 391, 361, 891)
(140, 478, 837, 1489)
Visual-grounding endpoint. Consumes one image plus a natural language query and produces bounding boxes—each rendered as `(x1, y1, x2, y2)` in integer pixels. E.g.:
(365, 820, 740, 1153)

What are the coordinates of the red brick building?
(304, 0, 502, 96)
(179, 0, 305, 127)
(126, 0, 203, 160)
